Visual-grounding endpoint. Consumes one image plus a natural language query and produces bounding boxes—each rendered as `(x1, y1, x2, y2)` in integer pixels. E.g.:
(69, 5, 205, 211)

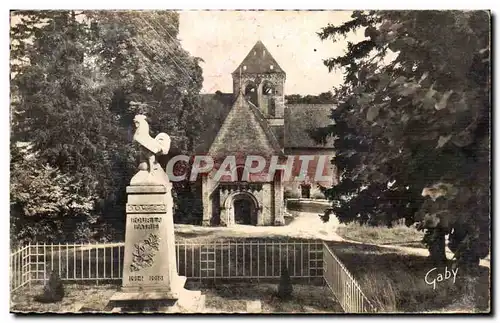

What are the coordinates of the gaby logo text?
(425, 266, 458, 290)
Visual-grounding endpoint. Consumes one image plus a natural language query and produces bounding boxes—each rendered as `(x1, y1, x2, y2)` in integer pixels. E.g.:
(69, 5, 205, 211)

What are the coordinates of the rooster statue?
(133, 114, 171, 174)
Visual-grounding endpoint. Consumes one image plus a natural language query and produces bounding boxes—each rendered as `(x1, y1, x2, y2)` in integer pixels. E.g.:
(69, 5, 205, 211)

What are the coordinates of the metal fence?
(10, 245, 30, 292)
(10, 240, 375, 313)
(10, 240, 323, 290)
(323, 243, 375, 313)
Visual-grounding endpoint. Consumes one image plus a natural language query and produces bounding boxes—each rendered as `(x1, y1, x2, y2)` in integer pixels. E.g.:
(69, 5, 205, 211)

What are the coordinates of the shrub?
(278, 266, 293, 300)
(34, 270, 65, 303)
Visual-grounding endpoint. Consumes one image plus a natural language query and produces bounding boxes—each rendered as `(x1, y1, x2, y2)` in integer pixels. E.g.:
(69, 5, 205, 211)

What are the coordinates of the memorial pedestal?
(107, 169, 205, 313)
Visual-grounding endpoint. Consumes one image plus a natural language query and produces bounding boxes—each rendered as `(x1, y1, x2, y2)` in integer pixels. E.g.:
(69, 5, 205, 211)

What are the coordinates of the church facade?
(197, 41, 337, 227)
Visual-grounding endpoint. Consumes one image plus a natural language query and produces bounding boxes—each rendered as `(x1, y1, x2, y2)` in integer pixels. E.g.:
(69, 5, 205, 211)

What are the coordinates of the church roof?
(196, 96, 336, 153)
(232, 41, 285, 75)
(284, 104, 336, 148)
(207, 92, 284, 159)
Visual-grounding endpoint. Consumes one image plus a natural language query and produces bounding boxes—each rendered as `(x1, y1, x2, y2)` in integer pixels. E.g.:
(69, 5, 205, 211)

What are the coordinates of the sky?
(178, 10, 365, 95)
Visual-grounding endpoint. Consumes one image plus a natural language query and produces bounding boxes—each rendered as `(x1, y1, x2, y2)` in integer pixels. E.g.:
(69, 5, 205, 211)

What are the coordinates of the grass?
(336, 222, 425, 248)
(10, 284, 117, 313)
(10, 281, 342, 313)
(327, 241, 490, 313)
(194, 281, 342, 313)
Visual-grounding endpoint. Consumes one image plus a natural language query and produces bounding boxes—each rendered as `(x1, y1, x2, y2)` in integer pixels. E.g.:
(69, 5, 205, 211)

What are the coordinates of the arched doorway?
(225, 192, 259, 226)
(300, 183, 311, 199)
(234, 198, 253, 224)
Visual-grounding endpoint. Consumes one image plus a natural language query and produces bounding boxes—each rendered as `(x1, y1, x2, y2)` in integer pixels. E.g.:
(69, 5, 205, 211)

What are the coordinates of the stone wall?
(205, 182, 277, 226)
(282, 148, 337, 199)
(233, 73, 285, 116)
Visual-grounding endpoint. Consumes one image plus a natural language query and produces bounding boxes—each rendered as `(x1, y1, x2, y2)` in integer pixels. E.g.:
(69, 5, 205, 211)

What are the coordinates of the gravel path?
(174, 211, 344, 242)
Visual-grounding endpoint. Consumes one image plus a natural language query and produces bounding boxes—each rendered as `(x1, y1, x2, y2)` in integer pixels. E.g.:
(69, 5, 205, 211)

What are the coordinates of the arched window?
(244, 82, 258, 106)
(262, 81, 275, 95)
(261, 80, 276, 116)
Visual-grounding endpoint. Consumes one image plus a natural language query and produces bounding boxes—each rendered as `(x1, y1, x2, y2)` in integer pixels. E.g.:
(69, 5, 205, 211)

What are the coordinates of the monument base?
(106, 276, 206, 313)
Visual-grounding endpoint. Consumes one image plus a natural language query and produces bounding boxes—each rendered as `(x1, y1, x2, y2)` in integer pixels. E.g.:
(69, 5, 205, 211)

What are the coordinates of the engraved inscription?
(129, 275, 144, 282)
(126, 204, 166, 213)
(130, 233, 160, 272)
(131, 217, 162, 230)
(149, 275, 163, 281)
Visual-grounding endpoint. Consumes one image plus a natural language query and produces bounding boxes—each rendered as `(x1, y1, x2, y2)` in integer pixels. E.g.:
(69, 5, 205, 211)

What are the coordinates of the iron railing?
(10, 240, 323, 289)
(322, 242, 375, 313)
(10, 240, 375, 313)
(10, 245, 30, 292)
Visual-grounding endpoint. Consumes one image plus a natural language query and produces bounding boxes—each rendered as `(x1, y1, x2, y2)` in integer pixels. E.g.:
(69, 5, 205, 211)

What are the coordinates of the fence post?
(43, 243, 46, 282)
(96, 242, 99, 285)
(28, 243, 31, 289)
(103, 244, 106, 280)
(199, 243, 202, 282)
(65, 243, 69, 280)
(249, 241, 252, 278)
(58, 243, 62, 278)
(191, 243, 194, 278)
(111, 244, 114, 279)
(183, 242, 187, 277)
(257, 240, 260, 281)
(220, 240, 223, 278)
(50, 243, 53, 272)
(118, 244, 121, 280)
(271, 241, 274, 277)
(175, 243, 180, 270)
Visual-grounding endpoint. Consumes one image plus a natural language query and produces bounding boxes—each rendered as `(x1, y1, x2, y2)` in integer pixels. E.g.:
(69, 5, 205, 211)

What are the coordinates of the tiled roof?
(197, 96, 336, 153)
(232, 41, 285, 75)
(284, 104, 336, 148)
(208, 92, 284, 158)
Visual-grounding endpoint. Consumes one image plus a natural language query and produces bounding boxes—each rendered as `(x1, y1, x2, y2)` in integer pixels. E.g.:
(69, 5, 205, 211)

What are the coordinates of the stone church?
(197, 41, 337, 227)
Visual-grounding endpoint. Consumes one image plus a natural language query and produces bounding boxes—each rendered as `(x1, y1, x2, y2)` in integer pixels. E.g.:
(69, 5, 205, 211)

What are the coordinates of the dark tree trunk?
(429, 228, 447, 264)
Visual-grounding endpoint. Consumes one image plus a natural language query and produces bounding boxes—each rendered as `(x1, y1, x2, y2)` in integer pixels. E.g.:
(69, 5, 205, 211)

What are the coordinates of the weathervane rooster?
(133, 114, 171, 173)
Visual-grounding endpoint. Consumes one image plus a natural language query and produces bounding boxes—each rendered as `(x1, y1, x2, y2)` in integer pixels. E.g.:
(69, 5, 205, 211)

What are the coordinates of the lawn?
(336, 222, 425, 248)
(327, 240, 490, 313)
(10, 281, 342, 313)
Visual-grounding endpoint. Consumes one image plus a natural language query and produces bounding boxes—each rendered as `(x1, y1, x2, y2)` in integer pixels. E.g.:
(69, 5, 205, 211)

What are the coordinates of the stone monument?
(108, 114, 205, 313)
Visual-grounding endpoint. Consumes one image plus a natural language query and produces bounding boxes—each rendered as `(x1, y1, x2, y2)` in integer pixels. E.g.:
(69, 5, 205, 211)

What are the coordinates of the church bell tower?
(231, 41, 286, 122)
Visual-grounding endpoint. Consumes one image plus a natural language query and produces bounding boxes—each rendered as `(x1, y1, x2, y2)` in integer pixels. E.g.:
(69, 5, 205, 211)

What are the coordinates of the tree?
(11, 10, 127, 242)
(285, 91, 335, 104)
(10, 10, 206, 242)
(89, 10, 204, 153)
(89, 11, 205, 224)
(318, 10, 490, 266)
(10, 143, 97, 245)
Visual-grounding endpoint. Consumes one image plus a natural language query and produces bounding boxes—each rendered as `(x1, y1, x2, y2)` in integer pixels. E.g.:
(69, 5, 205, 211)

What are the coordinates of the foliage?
(278, 266, 293, 300)
(172, 180, 203, 224)
(10, 143, 98, 245)
(285, 91, 335, 104)
(336, 222, 425, 247)
(34, 270, 65, 303)
(318, 11, 490, 266)
(10, 10, 205, 242)
(88, 10, 205, 226)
